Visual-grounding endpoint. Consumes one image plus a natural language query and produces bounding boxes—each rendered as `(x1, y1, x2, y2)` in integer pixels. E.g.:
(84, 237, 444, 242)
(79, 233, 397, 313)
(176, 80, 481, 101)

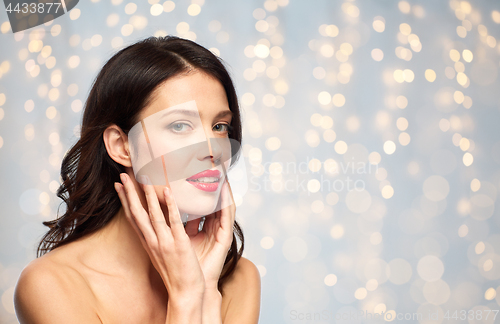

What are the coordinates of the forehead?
(140, 71, 230, 120)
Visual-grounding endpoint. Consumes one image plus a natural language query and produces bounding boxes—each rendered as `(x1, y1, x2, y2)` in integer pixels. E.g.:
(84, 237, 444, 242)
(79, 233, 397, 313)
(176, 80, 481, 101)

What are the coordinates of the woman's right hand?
(114, 173, 206, 302)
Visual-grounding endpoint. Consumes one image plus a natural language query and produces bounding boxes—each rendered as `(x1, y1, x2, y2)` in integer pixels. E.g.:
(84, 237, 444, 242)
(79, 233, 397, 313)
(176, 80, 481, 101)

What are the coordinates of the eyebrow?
(214, 110, 233, 119)
(159, 109, 199, 119)
(159, 108, 233, 120)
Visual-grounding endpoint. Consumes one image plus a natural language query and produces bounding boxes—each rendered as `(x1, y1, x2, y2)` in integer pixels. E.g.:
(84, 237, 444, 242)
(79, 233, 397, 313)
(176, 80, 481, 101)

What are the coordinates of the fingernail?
(114, 182, 121, 193)
(140, 175, 147, 185)
(120, 173, 127, 183)
(164, 187, 170, 196)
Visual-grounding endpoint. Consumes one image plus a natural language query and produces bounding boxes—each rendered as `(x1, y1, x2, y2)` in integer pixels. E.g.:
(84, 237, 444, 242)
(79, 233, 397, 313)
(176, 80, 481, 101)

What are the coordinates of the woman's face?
(129, 70, 234, 221)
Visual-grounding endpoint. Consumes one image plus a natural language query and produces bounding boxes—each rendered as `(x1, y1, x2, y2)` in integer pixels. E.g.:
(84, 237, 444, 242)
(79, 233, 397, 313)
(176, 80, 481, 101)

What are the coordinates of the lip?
(186, 169, 221, 192)
(186, 169, 221, 181)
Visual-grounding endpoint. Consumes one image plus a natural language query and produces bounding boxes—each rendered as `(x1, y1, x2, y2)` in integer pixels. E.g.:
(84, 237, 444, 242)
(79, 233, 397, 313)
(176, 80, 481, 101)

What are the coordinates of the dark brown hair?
(37, 35, 244, 295)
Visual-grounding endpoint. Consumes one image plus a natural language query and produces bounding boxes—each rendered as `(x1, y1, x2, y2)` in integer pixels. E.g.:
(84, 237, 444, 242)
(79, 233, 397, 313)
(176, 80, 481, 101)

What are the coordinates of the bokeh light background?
(1, 0, 500, 323)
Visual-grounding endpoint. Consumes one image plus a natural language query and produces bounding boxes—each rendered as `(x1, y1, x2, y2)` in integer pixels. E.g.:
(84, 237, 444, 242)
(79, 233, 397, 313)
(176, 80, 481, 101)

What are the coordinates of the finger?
(219, 179, 235, 240)
(219, 162, 235, 223)
(115, 183, 149, 246)
(163, 186, 187, 239)
(224, 177, 235, 210)
(119, 173, 158, 245)
(141, 176, 173, 243)
(222, 179, 236, 220)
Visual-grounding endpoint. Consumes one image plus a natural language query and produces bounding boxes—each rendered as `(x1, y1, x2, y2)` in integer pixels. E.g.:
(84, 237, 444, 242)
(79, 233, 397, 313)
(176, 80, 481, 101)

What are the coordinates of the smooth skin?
(14, 71, 261, 323)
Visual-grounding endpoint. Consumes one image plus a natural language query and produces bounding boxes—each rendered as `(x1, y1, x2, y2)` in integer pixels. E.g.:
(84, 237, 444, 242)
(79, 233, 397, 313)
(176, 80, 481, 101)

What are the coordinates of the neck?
(82, 207, 159, 281)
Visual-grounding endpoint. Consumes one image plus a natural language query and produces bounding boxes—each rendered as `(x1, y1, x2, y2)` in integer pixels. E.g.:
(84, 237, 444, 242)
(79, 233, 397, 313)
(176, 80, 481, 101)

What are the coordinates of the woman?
(13, 36, 261, 323)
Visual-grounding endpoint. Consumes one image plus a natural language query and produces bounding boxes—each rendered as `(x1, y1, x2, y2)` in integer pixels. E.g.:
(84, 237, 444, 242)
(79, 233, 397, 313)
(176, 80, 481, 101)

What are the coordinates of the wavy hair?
(37, 36, 244, 295)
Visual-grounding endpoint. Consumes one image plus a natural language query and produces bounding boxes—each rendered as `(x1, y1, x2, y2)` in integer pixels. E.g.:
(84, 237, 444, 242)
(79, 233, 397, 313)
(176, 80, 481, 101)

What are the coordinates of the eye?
(213, 123, 233, 134)
(169, 122, 192, 133)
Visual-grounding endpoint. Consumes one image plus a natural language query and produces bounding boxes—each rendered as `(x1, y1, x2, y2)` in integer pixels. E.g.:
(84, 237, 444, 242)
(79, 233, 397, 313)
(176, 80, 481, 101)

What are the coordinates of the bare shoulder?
(227, 256, 261, 286)
(14, 249, 101, 324)
(221, 256, 261, 324)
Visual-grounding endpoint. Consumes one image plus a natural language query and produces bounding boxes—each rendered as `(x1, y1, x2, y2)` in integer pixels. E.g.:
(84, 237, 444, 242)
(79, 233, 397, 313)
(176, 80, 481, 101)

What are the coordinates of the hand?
(114, 173, 206, 300)
(185, 178, 236, 290)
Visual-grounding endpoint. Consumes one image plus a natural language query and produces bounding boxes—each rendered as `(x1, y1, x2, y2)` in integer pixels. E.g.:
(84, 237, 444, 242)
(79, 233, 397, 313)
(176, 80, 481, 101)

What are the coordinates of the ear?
(103, 124, 132, 167)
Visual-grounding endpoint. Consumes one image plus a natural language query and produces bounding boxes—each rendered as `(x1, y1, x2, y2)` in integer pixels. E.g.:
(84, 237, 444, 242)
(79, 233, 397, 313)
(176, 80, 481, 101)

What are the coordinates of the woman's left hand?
(185, 178, 236, 290)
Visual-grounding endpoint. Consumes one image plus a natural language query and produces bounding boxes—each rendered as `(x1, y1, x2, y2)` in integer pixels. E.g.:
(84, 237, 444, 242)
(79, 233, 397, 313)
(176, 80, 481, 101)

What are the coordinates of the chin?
(176, 182, 222, 218)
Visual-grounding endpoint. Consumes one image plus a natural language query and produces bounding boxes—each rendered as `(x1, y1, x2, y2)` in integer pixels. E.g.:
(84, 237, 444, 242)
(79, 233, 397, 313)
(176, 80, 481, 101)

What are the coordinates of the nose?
(197, 130, 224, 164)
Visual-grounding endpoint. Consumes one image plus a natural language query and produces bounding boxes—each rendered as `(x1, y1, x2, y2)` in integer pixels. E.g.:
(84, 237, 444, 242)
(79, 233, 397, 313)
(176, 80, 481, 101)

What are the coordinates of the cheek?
(163, 153, 193, 181)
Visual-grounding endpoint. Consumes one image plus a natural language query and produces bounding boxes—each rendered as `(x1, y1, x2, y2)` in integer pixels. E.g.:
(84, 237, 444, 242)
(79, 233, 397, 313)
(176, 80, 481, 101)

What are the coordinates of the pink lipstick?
(186, 169, 221, 192)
